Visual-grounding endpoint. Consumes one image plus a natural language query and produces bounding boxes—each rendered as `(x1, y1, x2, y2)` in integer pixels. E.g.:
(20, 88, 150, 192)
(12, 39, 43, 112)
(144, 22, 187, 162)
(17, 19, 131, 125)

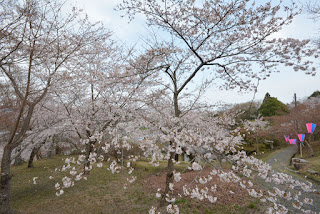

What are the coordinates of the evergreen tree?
(258, 93, 289, 117)
(308, 90, 320, 99)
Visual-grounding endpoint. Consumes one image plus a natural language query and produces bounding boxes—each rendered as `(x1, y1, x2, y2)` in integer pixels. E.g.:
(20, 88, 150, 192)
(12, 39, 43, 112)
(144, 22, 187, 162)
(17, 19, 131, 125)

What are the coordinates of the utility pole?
(294, 93, 303, 157)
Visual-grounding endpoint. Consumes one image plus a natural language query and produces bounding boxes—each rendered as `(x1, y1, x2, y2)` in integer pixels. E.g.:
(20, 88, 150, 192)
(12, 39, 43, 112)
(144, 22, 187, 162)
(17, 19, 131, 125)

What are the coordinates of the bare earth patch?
(144, 168, 252, 206)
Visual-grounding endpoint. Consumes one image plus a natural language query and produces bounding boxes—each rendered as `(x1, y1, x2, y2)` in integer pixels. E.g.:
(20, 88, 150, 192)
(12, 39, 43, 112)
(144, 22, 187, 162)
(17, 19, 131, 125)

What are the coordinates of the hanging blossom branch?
(137, 109, 317, 214)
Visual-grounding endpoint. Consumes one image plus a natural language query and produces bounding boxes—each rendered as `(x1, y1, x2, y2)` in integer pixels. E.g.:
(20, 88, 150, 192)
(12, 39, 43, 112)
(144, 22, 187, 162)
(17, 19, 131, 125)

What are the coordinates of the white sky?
(70, 0, 320, 105)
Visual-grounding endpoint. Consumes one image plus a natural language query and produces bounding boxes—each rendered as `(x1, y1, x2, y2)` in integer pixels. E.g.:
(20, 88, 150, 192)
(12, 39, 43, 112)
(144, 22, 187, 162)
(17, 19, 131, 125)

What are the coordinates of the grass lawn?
(7, 156, 265, 213)
(299, 141, 320, 182)
(304, 155, 320, 182)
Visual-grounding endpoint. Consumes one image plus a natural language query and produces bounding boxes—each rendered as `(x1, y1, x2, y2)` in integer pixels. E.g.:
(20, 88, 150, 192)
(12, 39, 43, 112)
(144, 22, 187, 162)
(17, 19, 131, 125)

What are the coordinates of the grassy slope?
(300, 141, 320, 182)
(11, 156, 156, 214)
(8, 157, 262, 214)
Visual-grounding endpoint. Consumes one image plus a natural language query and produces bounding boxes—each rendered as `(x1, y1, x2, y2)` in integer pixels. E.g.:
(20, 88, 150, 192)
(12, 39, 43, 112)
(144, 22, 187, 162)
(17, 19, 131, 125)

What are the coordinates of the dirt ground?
(144, 168, 252, 206)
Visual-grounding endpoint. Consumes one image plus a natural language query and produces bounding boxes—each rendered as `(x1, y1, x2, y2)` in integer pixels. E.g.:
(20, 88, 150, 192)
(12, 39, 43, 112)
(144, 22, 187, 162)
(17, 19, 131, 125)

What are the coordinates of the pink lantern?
(284, 135, 290, 142)
(306, 123, 316, 133)
(298, 134, 305, 142)
(289, 139, 296, 145)
(298, 134, 305, 147)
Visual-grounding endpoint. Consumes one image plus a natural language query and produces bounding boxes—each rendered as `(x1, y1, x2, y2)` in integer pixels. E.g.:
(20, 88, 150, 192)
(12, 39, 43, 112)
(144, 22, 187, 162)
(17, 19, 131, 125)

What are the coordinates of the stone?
(298, 159, 309, 163)
(292, 158, 308, 163)
(293, 162, 309, 170)
(307, 169, 319, 175)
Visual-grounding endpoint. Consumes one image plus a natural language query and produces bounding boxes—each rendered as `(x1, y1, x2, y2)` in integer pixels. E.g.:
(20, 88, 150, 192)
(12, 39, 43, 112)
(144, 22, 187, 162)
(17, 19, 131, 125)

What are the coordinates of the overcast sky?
(70, 0, 320, 106)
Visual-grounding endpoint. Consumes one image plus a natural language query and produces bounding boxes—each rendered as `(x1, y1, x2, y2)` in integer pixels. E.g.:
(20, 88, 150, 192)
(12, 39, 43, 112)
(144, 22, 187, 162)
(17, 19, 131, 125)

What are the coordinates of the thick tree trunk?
(160, 92, 180, 207)
(0, 145, 13, 214)
(84, 141, 94, 175)
(173, 93, 180, 118)
(160, 148, 175, 207)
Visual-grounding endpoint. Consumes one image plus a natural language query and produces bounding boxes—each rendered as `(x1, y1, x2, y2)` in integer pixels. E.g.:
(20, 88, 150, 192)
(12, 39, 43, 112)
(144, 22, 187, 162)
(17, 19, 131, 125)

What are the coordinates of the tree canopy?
(308, 90, 320, 99)
(258, 93, 289, 117)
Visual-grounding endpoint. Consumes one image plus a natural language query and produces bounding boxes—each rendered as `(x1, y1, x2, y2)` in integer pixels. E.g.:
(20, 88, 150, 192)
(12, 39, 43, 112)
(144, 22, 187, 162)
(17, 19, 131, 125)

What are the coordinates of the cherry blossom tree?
(44, 37, 165, 198)
(1, 0, 318, 213)
(11, 95, 78, 168)
(305, 1, 320, 45)
(306, 1, 320, 19)
(137, 106, 318, 213)
(117, 0, 319, 209)
(0, 0, 112, 212)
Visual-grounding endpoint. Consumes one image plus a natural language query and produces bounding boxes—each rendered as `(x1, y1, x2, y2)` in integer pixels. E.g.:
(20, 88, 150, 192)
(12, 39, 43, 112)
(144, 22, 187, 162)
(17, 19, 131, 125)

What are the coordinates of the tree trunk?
(13, 147, 23, 166)
(160, 92, 180, 207)
(28, 146, 39, 168)
(160, 148, 175, 207)
(83, 141, 94, 175)
(173, 93, 180, 118)
(0, 145, 13, 214)
(28, 140, 46, 168)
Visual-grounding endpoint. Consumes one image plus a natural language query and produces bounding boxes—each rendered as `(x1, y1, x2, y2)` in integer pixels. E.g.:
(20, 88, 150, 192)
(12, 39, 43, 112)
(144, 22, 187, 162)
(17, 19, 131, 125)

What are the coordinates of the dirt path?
(262, 146, 320, 213)
(266, 146, 297, 168)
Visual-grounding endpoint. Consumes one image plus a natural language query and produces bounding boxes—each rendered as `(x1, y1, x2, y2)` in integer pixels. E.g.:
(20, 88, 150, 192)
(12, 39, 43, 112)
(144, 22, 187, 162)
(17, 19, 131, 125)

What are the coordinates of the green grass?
(10, 156, 157, 214)
(305, 156, 320, 181)
(294, 141, 320, 182)
(6, 156, 263, 213)
(248, 202, 256, 209)
(302, 141, 320, 158)
(293, 154, 320, 182)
